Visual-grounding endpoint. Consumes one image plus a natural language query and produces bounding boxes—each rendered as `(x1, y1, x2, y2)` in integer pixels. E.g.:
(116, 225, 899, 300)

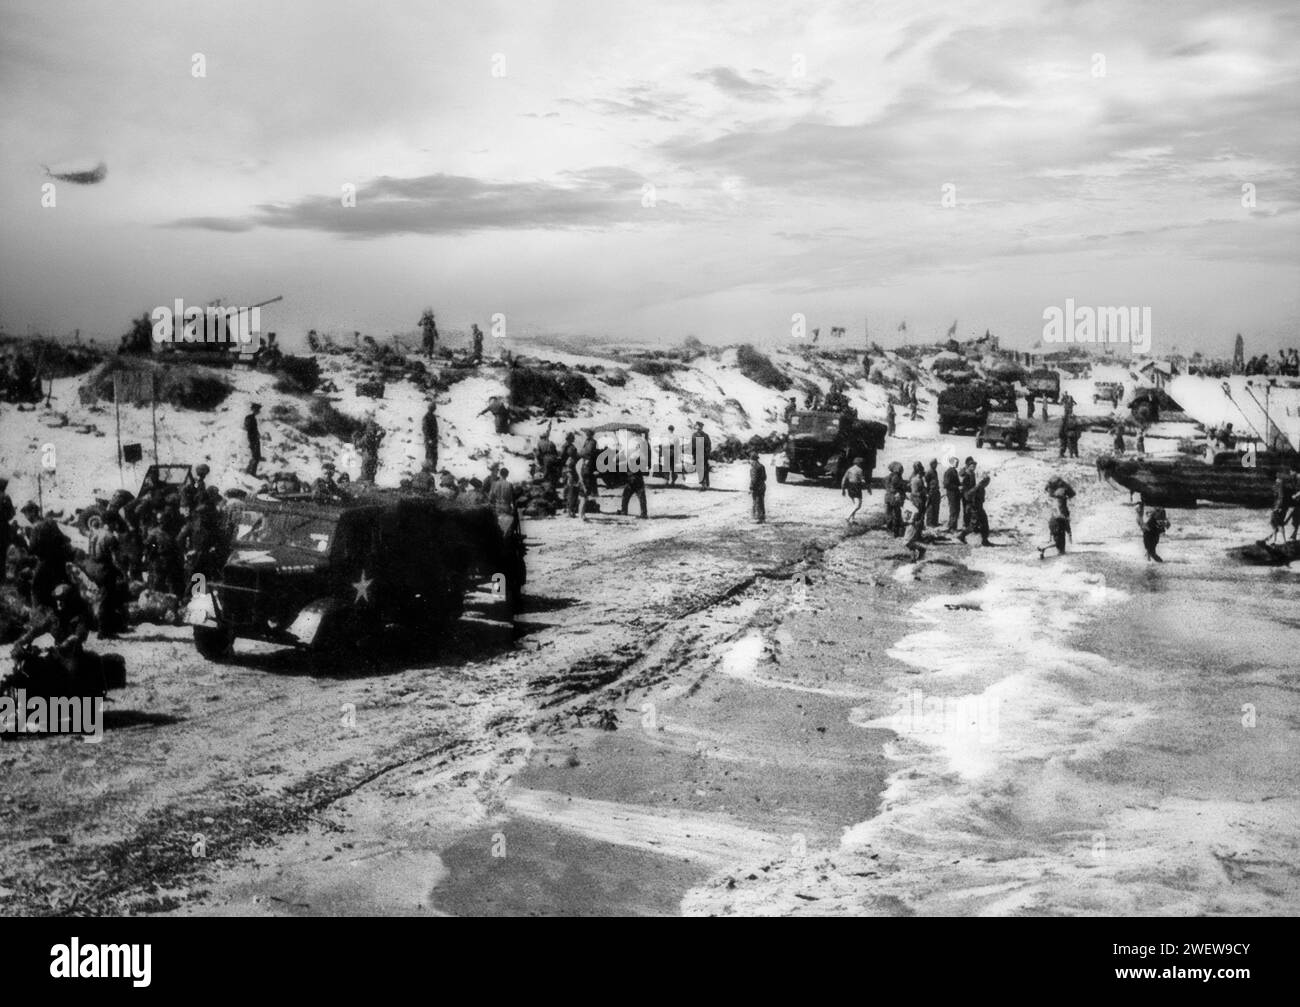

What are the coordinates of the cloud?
(693, 66, 782, 101)
(42, 161, 107, 184)
(169, 167, 666, 238)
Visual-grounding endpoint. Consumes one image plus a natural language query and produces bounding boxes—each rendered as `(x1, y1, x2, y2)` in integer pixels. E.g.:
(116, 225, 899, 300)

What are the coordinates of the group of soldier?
(1, 466, 234, 676)
(845, 456, 991, 561)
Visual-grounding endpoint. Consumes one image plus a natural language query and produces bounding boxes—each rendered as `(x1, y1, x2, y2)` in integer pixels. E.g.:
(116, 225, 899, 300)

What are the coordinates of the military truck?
(1027, 368, 1061, 403)
(976, 384, 1029, 449)
(774, 410, 888, 485)
(939, 381, 1022, 440)
(185, 492, 525, 660)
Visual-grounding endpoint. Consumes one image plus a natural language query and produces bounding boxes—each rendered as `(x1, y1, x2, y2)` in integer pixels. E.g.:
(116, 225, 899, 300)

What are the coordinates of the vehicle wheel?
(775, 467, 788, 484)
(193, 625, 234, 661)
(939, 420, 950, 435)
(975, 437, 984, 448)
(76, 504, 105, 537)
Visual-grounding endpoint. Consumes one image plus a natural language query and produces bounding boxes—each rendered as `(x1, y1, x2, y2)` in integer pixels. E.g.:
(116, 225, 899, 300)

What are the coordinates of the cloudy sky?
(1, 0, 1297, 354)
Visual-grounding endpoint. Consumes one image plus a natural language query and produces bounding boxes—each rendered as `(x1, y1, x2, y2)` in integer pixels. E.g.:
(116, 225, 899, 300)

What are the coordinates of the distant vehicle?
(1026, 368, 1061, 403)
(938, 381, 1014, 436)
(774, 410, 887, 485)
(1093, 381, 1124, 406)
(587, 422, 653, 488)
(76, 463, 194, 534)
(185, 492, 525, 660)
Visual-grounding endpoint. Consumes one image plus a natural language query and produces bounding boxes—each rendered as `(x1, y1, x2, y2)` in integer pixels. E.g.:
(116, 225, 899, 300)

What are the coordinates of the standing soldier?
(244, 402, 263, 476)
(749, 451, 767, 523)
(660, 424, 679, 485)
(943, 456, 962, 532)
(562, 459, 580, 518)
(886, 401, 896, 436)
(1067, 424, 1081, 458)
(354, 418, 385, 483)
(841, 456, 868, 524)
(1268, 471, 1290, 544)
(903, 493, 927, 562)
(957, 472, 992, 546)
(925, 460, 941, 527)
(471, 323, 484, 365)
(619, 468, 648, 519)
(0, 477, 13, 584)
(884, 462, 906, 536)
(783, 397, 798, 422)
(1058, 417, 1070, 458)
(422, 401, 439, 471)
(420, 309, 439, 356)
(1137, 502, 1170, 562)
(1113, 422, 1126, 455)
(957, 458, 978, 541)
(693, 422, 712, 490)
(478, 395, 511, 435)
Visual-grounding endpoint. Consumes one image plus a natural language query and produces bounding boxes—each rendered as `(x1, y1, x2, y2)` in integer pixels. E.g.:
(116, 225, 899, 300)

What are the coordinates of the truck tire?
(775, 467, 788, 484)
(975, 436, 984, 448)
(193, 625, 234, 661)
(939, 419, 950, 435)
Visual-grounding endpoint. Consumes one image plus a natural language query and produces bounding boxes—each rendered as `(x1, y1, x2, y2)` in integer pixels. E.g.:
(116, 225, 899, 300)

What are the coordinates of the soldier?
(1113, 423, 1126, 455)
(925, 460, 941, 527)
(783, 397, 798, 423)
(1058, 417, 1070, 458)
(562, 458, 580, 518)
(577, 431, 599, 497)
(619, 468, 648, 519)
(661, 425, 678, 485)
(12, 583, 94, 694)
(692, 422, 712, 490)
(27, 505, 71, 608)
(909, 461, 926, 502)
(488, 465, 518, 519)
(902, 498, 926, 562)
(354, 418, 385, 482)
(943, 456, 962, 531)
(422, 401, 439, 471)
(0, 477, 13, 584)
(884, 462, 906, 536)
(478, 396, 511, 435)
(841, 456, 868, 524)
(471, 323, 484, 365)
(957, 472, 992, 546)
(87, 512, 127, 637)
(1269, 472, 1290, 544)
(1135, 428, 1146, 456)
(886, 401, 896, 436)
(1067, 424, 1081, 458)
(1039, 477, 1075, 558)
(143, 511, 183, 596)
(560, 431, 579, 471)
(749, 452, 767, 524)
(312, 462, 340, 501)
(1138, 502, 1170, 562)
(244, 403, 263, 476)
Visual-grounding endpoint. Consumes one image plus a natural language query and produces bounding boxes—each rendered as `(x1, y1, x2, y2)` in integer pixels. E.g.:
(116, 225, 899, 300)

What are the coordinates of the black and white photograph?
(0, 0, 1296, 949)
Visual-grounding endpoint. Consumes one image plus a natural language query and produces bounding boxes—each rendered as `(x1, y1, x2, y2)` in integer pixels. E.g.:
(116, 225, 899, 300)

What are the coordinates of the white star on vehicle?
(352, 570, 373, 603)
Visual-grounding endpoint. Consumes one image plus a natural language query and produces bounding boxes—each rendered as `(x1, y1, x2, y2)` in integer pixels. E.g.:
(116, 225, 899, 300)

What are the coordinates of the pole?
(151, 371, 159, 463)
(114, 374, 123, 482)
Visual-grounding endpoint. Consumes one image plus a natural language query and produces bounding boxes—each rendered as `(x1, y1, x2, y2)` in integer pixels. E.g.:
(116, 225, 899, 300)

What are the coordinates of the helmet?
(853, 457, 865, 466)
(52, 584, 75, 601)
(195, 464, 210, 477)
